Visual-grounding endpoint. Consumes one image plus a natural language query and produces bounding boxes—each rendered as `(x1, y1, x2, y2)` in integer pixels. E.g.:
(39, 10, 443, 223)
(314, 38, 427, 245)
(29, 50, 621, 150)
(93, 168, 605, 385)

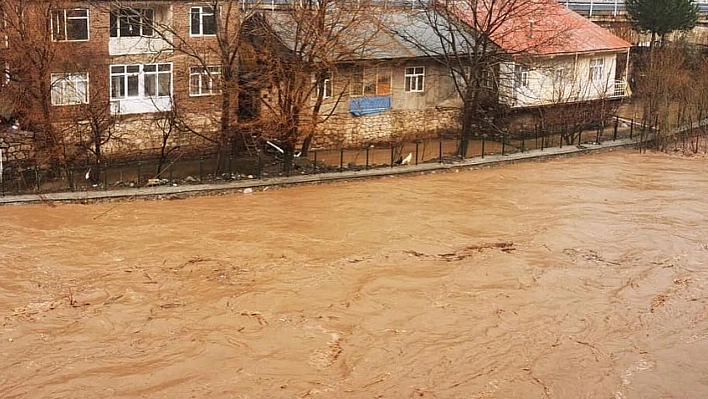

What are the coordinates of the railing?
(231, 0, 708, 15)
(561, 0, 708, 18)
(612, 79, 627, 97)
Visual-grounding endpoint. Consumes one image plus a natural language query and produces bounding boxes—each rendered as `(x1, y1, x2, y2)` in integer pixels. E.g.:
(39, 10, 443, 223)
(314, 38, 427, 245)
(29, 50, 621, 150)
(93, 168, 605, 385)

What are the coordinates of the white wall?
(500, 51, 624, 108)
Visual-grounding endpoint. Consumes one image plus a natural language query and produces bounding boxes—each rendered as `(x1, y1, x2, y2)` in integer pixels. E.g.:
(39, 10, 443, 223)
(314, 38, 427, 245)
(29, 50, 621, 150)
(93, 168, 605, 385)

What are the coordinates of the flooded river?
(1, 150, 707, 398)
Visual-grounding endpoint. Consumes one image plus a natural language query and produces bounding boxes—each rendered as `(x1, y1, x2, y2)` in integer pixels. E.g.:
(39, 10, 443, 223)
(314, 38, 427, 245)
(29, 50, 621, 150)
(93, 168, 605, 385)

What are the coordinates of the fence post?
(481, 135, 485, 158)
(365, 147, 369, 170)
(501, 134, 506, 155)
(439, 139, 443, 163)
(1, 168, 4, 196)
(313, 150, 318, 174)
(199, 157, 204, 181)
(613, 116, 618, 141)
(560, 131, 563, 148)
(103, 165, 108, 190)
(415, 141, 419, 165)
(137, 161, 142, 186)
(34, 165, 40, 192)
(535, 127, 538, 150)
(521, 136, 525, 153)
(340, 148, 344, 172)
(228, 155, 233, 178)
(630, 118, 634, 139)
(257, 150, 262, 179)
(169, 162, 173, 183)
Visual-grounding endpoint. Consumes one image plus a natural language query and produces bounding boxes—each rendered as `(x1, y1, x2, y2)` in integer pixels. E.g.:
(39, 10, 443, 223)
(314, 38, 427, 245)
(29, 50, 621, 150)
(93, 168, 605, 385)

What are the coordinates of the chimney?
(528, 19, 535, 38)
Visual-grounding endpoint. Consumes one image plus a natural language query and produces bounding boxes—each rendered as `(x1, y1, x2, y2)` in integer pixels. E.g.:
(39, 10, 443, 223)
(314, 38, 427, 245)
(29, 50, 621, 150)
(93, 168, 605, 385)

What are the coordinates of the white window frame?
(51, 72, 89, 106)
(589, 58, 604, 82)
(514, 64, 529, 88)
(2, 9, 9, 48)
(143, 63, 172, 97)
(312, 71, 332, 100)
(51, 8, 90, 42)
(2, 61, 9, 85)
(189, 65, 222, 96)
(481, 68, 495, 89)
(110, 8, 154, 38)
(110, 63, 172, 100)
(320, 77, 332, 99)
(190, 6, 216, 36)
(404, 66, 425, 92)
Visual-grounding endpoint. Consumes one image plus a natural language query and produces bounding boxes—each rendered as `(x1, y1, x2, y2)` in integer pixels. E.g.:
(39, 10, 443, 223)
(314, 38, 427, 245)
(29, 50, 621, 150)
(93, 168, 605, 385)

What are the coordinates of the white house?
(450, 0, 632, 109)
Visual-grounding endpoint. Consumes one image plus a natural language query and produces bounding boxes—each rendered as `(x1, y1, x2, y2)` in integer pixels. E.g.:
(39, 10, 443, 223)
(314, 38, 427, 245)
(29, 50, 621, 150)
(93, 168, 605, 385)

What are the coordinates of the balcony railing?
(612, 79, 627, 97)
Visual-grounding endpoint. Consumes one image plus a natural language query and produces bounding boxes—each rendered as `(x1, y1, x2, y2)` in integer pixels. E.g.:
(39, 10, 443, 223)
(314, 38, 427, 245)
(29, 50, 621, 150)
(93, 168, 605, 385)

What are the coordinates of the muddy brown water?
(1, 151, 708, 398)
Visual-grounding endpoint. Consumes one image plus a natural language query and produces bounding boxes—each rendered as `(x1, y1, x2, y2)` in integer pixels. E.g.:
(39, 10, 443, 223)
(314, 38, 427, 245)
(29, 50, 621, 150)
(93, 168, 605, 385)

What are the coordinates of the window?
(481, 69, 494, 89)
(514, 65, 529, 88)
(190, 66, 221, 96)
(191, 6, 216, 36)
(589, 58, 604, 82)
(51, 9, 89, 41)
(51, 73, 89, 106)
(405, 66, 425, 92)
(349, 66, 391, 96)
(553, 67, 568, 84)
(312, 71, 332, 99)
(110, 63, 171, 99)
(110, 65, 139, 98)
(2, 9, 10, 47)
(144, 64, 172, 97)
(110, 8, 154, 37)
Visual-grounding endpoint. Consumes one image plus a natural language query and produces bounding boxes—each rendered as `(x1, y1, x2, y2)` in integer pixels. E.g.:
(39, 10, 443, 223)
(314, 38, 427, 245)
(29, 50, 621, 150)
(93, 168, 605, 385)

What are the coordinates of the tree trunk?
(300, 133, 314, 157)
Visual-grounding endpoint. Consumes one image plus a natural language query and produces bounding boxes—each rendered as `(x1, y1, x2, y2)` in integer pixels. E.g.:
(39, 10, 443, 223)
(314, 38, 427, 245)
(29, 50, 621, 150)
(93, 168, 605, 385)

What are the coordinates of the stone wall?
(55, 112, 222, 163)
(312, 108, 461, 149)
(104, 113, 221, 160)
(0, 128, 35, 166)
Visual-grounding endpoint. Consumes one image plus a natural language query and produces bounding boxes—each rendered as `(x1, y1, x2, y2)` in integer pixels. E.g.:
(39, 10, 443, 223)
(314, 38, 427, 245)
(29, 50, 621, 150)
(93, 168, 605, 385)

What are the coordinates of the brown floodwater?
(1, 150, 707, 399)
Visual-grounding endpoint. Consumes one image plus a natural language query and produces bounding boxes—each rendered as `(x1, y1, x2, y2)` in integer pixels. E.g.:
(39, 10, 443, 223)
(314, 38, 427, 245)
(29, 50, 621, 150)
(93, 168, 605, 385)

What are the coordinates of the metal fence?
(560, 0, 708, 18)
(0, 116, 650, 196)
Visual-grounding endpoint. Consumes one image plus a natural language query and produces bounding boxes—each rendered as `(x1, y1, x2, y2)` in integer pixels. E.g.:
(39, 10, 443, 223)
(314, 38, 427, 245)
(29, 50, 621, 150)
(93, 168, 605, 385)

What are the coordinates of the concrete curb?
(0, 138, 641, 206)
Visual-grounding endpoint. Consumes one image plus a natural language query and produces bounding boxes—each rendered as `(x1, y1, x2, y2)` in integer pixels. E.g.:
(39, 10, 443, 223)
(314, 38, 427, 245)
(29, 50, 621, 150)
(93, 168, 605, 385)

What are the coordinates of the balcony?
(110, 97, 172, 115)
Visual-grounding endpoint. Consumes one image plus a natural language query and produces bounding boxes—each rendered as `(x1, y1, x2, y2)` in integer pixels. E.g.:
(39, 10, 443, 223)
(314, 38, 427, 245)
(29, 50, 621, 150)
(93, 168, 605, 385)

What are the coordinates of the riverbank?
(0, 136, 642, 206)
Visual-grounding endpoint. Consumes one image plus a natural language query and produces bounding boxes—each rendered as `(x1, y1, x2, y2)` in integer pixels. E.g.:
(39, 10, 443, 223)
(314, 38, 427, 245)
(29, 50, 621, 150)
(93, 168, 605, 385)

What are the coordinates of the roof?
(446, 0, 631, 56)
(262, 10, 463, 61)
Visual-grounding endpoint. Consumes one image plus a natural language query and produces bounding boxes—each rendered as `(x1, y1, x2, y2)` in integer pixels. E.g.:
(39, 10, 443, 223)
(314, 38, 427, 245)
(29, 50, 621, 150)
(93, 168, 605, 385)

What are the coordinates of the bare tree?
(100, 0, 261, 161)
(0, 0, 67, 170)
(634, 45, 691, 149)
(72, 78, 119, 184)
(249, 0, 379, 171)
(390, 0, 569, 154)
(535, 60, 619, 144)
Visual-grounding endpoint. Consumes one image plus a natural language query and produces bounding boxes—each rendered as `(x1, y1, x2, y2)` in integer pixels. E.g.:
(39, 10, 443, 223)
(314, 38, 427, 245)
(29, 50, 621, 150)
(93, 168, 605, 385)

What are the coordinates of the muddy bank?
(1, 150, 707, 398)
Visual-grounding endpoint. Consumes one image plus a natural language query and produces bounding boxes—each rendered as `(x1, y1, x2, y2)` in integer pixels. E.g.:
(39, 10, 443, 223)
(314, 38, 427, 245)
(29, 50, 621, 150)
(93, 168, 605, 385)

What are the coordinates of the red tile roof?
(446, 0, 631, 56)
